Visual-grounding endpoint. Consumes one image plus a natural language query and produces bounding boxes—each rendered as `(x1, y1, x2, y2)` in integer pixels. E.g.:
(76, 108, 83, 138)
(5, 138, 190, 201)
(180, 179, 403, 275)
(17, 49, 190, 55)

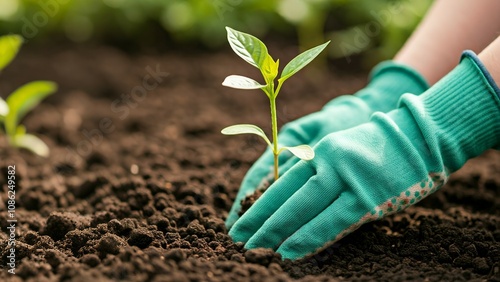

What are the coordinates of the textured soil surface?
(0, 44, 499, 282)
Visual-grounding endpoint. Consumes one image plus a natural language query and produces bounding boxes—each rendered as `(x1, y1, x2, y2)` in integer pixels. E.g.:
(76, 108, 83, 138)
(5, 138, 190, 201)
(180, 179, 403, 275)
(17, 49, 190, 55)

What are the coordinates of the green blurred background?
(0, 0, 432, 68)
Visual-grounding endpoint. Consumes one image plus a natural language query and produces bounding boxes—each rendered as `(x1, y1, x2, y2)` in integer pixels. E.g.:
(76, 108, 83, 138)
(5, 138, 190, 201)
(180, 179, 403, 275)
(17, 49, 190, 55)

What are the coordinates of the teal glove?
(225, 62, 428, 228)
(229, 51, 500, 259)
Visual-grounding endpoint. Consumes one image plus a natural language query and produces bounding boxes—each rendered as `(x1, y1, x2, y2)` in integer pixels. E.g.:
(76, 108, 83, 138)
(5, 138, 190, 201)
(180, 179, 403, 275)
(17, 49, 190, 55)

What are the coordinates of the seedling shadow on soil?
(0, 45, 498, 281)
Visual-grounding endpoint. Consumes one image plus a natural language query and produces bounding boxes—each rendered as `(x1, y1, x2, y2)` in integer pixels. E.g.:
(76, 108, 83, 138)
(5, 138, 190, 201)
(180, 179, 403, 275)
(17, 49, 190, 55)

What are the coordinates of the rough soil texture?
(239, 189, 265, 218)
(0, 44, 499, 282)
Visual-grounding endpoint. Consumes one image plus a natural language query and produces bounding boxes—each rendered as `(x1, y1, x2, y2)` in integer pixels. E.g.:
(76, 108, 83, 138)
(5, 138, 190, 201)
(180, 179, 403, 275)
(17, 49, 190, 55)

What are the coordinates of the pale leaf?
(222, 75, 264, 90)
(221, 124, 272, 148)
(280, 145, 315, 160)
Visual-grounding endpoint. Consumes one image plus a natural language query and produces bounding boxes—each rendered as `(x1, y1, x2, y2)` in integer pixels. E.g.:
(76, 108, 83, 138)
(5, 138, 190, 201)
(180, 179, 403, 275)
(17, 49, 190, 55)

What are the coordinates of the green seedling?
(0, 35, 58, 157)
(221, 27, 330, 180)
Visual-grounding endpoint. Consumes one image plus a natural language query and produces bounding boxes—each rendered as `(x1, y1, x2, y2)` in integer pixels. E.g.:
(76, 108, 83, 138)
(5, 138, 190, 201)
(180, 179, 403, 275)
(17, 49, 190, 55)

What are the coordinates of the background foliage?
(0, 0, 432, 66)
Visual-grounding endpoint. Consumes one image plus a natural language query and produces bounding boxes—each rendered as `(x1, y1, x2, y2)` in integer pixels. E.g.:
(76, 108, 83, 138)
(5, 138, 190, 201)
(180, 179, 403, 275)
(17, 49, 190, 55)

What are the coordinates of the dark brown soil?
(238, 189, 265, 218)
(0, 44, 499, 282)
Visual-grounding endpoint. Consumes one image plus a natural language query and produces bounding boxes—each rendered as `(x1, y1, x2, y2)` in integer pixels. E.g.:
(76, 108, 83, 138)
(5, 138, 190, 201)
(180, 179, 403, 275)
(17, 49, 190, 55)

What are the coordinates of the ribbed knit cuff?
(400, 50, 500, 171)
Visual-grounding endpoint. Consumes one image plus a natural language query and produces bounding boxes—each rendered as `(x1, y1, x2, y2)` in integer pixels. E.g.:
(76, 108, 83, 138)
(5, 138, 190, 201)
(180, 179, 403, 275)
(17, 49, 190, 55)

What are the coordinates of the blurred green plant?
(0, 0, 431, 65)
(326, 0, 433, 66)
(0, 34, 57, 157)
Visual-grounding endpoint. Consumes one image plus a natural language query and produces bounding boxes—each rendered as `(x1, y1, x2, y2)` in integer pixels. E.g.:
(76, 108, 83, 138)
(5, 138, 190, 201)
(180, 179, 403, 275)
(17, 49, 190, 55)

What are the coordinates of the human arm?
(395, 0, 500, 85)
(480, 36, 500, 82)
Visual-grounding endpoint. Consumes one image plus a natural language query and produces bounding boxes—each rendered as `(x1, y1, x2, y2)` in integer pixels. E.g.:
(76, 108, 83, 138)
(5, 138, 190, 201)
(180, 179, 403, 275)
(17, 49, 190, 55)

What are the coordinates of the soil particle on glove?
(238, 188, 265, 217)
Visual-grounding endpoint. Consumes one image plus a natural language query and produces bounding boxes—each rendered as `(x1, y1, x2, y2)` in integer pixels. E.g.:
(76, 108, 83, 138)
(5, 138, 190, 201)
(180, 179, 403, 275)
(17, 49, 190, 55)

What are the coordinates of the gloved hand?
(229, 51, 500, 259)
(225, 61, 428, 228)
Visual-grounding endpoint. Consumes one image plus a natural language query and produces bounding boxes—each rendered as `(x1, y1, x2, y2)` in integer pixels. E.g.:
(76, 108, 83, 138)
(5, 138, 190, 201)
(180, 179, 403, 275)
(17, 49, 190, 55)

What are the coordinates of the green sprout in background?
(221, 27, 329, 180)
(0, 35, 57, 157)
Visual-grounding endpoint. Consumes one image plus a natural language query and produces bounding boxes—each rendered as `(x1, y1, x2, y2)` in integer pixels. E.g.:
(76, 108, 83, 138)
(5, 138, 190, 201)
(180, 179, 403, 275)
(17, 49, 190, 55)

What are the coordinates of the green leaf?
(261, 55, 279, 84)
(222, 75, 265, 90)
(0, 35, 23, 71)
(226, 26, 268, 69)
(279, 145, 315, 160)
(13, 133, 49, 157)
(0, 96, 8, 117)
(5, 81, 57, 136)
(279, 41, 330, 83)
(221, 124, 272, 148)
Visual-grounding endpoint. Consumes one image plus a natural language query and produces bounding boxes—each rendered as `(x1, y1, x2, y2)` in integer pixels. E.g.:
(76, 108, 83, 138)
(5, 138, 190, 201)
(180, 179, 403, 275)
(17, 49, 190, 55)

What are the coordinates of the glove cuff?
(398, 50, 500, 172)
(352, 61, 429, 112)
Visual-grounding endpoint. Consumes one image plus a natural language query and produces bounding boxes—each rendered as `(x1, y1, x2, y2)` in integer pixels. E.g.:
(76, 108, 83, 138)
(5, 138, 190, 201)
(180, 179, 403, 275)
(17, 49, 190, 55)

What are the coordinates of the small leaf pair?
(0, 35, 58, 157)
(221, 27, 330, 180)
